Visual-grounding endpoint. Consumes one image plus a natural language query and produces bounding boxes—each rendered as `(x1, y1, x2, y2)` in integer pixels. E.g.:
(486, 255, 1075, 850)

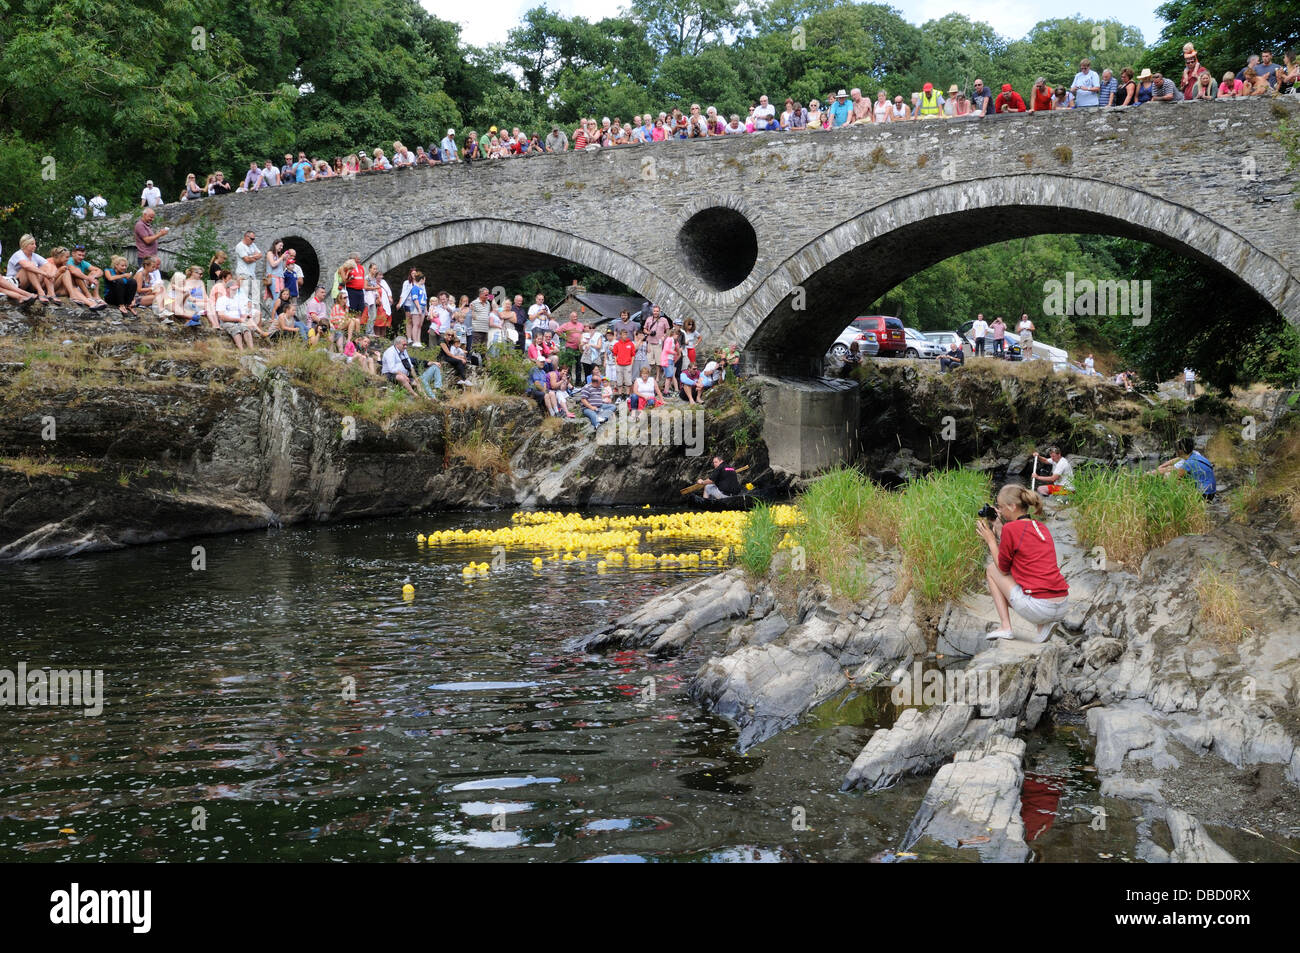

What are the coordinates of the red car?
(852, 316, 907, 357)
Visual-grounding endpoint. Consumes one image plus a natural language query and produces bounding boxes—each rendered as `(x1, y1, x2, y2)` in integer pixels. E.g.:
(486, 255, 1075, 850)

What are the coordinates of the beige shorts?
(1009, 586, 1068, 626)
(616, 364, 635, 387)
(646, 341, 662, 365)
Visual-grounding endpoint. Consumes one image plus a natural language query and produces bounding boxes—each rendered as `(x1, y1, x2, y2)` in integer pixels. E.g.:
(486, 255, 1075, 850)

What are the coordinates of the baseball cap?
(923, 82, 933, 92)
(1002, 83, 1013, 92)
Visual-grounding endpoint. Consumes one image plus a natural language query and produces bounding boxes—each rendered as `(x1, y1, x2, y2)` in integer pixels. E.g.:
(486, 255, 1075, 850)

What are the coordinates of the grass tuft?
(447, 424, 511, 475)
(896, 469, 991, 611)
(738, 503, 781, 578)
(1070, 466, 1209, 566)
(1195, 566, 1254, 644)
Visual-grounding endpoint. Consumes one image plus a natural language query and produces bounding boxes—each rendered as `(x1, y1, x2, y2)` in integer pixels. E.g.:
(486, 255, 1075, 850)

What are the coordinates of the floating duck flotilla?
(421, 507, 802, 575)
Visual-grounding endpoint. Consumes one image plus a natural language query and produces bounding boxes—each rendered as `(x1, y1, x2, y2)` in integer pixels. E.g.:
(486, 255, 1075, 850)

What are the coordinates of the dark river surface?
(3, 510, 1295, 862)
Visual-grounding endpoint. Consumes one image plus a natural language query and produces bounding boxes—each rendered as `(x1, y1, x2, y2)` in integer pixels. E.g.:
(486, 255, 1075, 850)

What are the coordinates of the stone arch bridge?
(149, 99, 1300, 471)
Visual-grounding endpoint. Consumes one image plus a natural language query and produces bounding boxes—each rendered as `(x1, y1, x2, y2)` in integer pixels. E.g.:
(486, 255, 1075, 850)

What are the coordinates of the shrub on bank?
(486, 349, 532, 395)
(1070, 466, 1209, 566)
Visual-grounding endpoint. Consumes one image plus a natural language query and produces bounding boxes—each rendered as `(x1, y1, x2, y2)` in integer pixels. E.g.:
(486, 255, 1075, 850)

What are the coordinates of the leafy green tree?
(1000, 19, 1146, 92)
(631, 0, 747, 59)
(1150, 0, 1299, 78)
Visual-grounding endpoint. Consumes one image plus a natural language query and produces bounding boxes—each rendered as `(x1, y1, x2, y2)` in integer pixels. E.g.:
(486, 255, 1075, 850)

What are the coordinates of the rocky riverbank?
(0, 319, 781, 561)
(578, 497, 1300, 862)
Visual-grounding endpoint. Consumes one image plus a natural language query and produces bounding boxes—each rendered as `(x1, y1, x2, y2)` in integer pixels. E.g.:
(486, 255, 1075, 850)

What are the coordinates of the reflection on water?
(5, 512, 1293, 862)
(0, 512, 919, 862)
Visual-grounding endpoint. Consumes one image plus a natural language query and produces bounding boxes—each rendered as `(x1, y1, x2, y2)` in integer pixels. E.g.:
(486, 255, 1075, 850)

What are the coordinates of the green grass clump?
(794, 467, 989, 607)
(1071, 466, 1209, 566)
(896, 469, 992, 611)
(796, 467, 898, 600)
(738, 503, 781, 578)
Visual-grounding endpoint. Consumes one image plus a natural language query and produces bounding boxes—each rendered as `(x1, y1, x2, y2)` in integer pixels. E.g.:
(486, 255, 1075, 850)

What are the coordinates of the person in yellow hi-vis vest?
(917, 82, 944, 118)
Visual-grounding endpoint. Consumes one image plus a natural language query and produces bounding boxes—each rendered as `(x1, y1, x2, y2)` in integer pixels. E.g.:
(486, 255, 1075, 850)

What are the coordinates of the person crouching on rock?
(975, 483, 1069, 643)
(701, 456, 743, 500)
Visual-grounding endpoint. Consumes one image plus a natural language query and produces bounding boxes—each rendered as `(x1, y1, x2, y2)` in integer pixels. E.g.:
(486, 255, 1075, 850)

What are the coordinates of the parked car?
(854, 315, 907, 357)
(828, 323, 881, 359)
(957, 320, 1067, 369)
(903, 327, 945, 359)
(923, 331, 964, 352)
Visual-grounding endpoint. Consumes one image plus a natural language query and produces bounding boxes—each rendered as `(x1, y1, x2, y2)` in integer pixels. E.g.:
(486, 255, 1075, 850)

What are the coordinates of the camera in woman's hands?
(977, 503, 998, 521)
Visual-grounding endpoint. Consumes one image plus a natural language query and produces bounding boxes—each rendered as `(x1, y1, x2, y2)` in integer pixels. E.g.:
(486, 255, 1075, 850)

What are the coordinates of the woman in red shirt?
(343, 256, 367, 317)
(1029, 78, 1054, 112)
(975, 484, 1069, 642)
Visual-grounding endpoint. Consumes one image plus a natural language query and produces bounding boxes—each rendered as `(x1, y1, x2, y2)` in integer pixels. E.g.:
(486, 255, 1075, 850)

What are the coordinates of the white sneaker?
(1034, 621, 1057, 643)
(410, 341, 424, 348)
(985, 628, 1014, 641)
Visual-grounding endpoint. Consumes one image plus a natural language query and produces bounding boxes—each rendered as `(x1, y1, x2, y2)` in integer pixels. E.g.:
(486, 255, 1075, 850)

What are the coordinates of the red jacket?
(997, 517, 1068, 598)
(612, 339, 636, 366)
(995, 91, 1027, 113)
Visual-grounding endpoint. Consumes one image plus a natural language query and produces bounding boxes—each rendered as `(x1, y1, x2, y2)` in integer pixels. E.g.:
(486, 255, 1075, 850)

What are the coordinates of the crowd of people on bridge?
(104, 43, 1296, 214)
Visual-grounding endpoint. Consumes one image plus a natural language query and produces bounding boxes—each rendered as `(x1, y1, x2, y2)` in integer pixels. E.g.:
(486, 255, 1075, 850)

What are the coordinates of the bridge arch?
(727, 174, 1300, 374)
(368, 219, 696, 321)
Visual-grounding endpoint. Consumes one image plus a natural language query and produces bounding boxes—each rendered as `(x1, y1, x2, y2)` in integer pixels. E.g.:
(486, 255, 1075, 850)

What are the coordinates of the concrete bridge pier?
(756, 376, 860, 478)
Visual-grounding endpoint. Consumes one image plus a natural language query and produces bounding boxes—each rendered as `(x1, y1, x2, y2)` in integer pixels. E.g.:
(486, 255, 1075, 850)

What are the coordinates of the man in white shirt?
(428, 292, 452, 337)
(1034, 447, 1075, 496)
(140, 180, 163, 208)
(381, 336, 423, 398)
(439, 130, 458, 163)
(89, 193, 108, 217)
(233, 230, 261, 306)
(7, 235, 53, 299)
(527, 293, 551, 327)
(1016, 314, 1035, 360)
(1184, 367, 1196, 399)
(260, 160, 281, 187)
(1070, 58, 1102, 108)
(752, 94, 776, 127)
(971, 314, 989, 357)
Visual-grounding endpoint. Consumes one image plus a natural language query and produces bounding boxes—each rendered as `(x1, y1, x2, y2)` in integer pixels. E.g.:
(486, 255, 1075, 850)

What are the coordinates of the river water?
(3, 512, 1295, 862)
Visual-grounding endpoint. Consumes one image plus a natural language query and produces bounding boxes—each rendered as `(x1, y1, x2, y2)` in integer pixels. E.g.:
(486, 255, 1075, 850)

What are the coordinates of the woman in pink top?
(1218, 72, 1243, 97)
(659, 330, 679, 395)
